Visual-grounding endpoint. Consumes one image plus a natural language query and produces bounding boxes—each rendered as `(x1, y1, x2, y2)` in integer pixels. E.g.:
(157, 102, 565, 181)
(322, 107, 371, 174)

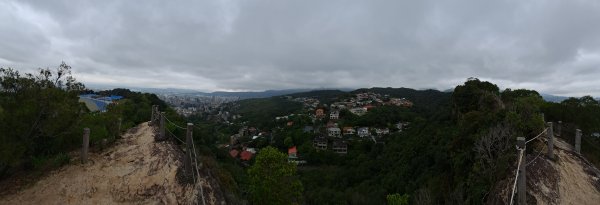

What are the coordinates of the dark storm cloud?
(1, 0, 600, 95)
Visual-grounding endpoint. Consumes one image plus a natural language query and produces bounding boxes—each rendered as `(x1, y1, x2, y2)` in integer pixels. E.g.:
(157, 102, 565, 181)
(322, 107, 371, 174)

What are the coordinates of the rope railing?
(526, 128, 548, 144)
(190, 134, 206, 205)
(526, 136, 546, 167)
(509, 148, 525, 205)
(166, 128, 186, 144)
(161, 113, 187, 130)
(151, 107, 206, 205)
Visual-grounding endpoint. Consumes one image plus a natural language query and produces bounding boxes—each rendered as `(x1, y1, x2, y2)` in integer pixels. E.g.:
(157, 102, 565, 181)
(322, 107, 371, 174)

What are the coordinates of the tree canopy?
(247, 146, 303, 205)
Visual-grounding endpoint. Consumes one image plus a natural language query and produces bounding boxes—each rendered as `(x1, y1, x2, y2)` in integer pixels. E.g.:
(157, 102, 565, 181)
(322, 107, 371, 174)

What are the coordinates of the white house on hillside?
(330, 110, 340, 120)
(328, 127, 341, 137)
(358, 127, 370, 138)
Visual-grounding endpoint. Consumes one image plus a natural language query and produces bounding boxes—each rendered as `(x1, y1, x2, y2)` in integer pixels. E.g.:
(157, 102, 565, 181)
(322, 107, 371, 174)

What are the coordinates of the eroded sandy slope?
(0, 122, 200, 205)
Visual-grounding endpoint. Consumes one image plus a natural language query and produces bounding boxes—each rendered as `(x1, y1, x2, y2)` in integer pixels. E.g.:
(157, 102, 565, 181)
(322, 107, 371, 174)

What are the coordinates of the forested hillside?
(541, 96, 600, 168)
(205, 78, 598, 204)
(3, 64, 600, 205)
(0, 63, 167, 181)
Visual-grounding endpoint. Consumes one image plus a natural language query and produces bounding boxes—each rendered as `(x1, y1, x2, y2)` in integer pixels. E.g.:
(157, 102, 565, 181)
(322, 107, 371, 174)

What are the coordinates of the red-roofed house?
(316, 108, 325, 118)
(288, 146, 298, 158)
(240, 150, 253, 161)
(363, 105, 376, 111)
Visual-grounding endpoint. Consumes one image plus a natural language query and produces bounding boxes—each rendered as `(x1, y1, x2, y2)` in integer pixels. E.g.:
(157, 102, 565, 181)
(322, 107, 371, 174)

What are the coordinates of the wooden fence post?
(150, 105, 155, 125)
(547, 122, 554, 160)
(158, 112, 166, 141)
(575, 129, 582, 154)
(517, 137, 526, 205)
(185, 123, 194, 179)
(541, 113, 545, 123)
(118, 117, 122, 133)
(557, 121, 562, 137)
(81, 128, 90, 164)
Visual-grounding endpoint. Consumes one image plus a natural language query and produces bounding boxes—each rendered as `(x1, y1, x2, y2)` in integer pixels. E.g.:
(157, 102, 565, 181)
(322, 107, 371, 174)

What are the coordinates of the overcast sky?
(1, 0, 600, 96)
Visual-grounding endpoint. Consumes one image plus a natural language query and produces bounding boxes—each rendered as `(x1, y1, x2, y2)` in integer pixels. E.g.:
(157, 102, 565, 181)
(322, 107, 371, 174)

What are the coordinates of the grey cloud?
(1, 0, 600, 95)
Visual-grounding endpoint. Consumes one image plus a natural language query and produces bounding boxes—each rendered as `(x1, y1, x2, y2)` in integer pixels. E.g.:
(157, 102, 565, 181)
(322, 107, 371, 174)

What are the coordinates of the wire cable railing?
(166, 127, 186, 144)
(509, 148, 525, 205)
(526, 128, 548, 144)
(162, 113, 187, 130)
(152, 109, 206, 205)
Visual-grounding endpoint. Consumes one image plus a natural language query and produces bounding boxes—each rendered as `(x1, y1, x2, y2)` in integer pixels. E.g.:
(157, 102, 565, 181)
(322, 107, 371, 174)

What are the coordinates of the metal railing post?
(517, 137, 526, 205)
(81, 128, 90, 164)
(547, 122, 554, 160)
(185, 123, 194, 180)
(575, 129, 582, 154)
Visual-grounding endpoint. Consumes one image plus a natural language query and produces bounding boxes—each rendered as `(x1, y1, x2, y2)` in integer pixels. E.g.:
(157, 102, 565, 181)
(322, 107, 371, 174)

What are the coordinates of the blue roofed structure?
(78, 94, 123, 112)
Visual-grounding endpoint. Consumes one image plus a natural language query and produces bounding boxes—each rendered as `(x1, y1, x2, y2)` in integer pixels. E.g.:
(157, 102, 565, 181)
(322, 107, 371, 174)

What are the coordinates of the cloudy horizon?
(1, 0, 600, 96)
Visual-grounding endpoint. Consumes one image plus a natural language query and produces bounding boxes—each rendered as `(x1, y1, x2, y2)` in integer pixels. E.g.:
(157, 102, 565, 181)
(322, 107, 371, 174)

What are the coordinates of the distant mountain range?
(130, 88, 355, 99)
(90, 85, 589, 102)
(540, 94, 570, 103)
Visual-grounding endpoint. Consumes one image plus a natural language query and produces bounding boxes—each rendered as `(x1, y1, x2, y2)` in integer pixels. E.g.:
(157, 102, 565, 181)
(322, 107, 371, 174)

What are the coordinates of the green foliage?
(387, 193, 410, 205)
(352, 87, 451, 112)
(541, 95, 600, 167)
(284, 137, 294, 147)
(198, 78, 565, 204)
(452, 78, 501, 115)
(248, 146, 303, 205)
(343, 105, 416, 127)
(235, 97, 303, 129)
(0, 64, 165, 179)
(289, 90, 348, 105)
(291, 79, 544, 204)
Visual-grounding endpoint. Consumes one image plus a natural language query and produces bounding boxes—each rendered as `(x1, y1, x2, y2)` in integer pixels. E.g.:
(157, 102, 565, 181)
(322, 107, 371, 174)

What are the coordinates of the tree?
(284, 137, 294, 148)
(387, 193, 409, 205)
(248, 146, 303, 205)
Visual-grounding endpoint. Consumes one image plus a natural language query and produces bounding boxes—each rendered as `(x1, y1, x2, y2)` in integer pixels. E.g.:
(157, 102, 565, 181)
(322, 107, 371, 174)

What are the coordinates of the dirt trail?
(527, 138, 600, 205)
(0, 122, 201, 205)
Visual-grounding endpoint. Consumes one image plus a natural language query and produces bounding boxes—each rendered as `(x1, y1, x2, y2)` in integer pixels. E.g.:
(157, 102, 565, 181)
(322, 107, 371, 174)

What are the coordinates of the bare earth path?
(0, 122, 200, 205)
(528, 138, 600, 205)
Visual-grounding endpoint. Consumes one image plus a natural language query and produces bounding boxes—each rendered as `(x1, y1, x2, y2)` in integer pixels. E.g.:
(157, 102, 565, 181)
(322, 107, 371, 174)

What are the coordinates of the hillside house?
(388, 98, 413, 107)
(331, 103, 346, 110)
(316, 108, 325, 118)
(343, 127, 356, 135)
(350, 107, 367, 116)
(313, 137, 328, 150)
(358, 127, 370, 138)
(288, 146, 298, 161)
(248, 127, 257, 135)
(230, 134, 240, 145)
(303, 126, 314, 133)
(326, 121, 338, 128)
(328, 127, 341, 137)
(332, 140, 348, 154)
(363, 105, 376, 111)
(240, 151, 253, 161)
(375, 128, 390, 136)
(330, 110, 339, 120)
(396, 122, 404, 131)
(229, 149, 240, 158)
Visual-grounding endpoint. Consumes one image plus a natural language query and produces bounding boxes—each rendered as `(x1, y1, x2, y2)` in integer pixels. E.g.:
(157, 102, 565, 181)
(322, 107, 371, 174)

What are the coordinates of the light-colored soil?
(0, 122, 201, 205)
(528, 138, 600, 205)
(555, 149, 600, 205)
